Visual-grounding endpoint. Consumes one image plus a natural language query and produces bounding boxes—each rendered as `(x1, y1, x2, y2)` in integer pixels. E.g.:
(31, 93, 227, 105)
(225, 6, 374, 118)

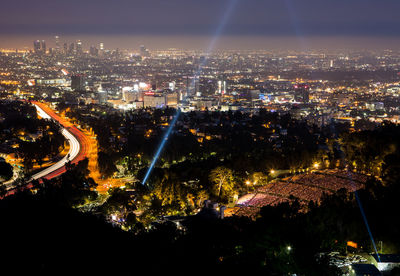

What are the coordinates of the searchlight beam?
(141, 0, 239, 185)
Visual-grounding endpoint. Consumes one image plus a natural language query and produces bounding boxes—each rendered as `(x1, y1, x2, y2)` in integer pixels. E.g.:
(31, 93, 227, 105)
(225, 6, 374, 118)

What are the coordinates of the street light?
(270, 169, 275, 175)
(313, 162, 320, 169)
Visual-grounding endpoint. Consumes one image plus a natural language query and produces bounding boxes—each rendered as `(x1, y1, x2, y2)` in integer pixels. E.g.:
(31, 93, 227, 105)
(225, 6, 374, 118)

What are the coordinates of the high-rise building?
(217, 79, 227, 95)
(89, 46, 98, 56)
(99, 43, 104, 56)
(223, 81, 227, 95)
(68, 43, 75, 55)
(294, 84, 310, 103)
(41, 40, 46, 54)
(97, 84, 107, 104)
(33, 40, 46, 54)
(169, 82, 176, 91)
(55, 36, 60, 52)
(185, 75, 198, 97)
(165, 92, 178, 107)
(122, 88, 138, 103)
(33, 40, 41, 54)
(115, 48, 120, 59)
(63, 43, 68, 55)
(143, 93, 165, 108)
(140, 45, 150, 57)
(76, 40, 83, 55)
(71, 74, 85, 91)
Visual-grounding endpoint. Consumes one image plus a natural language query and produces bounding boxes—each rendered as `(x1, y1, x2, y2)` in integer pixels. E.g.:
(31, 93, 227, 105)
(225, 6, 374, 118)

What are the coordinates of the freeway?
(30, 101, 90, 180)
(29, 104, 80, 180)
(1, 101, 90, 198)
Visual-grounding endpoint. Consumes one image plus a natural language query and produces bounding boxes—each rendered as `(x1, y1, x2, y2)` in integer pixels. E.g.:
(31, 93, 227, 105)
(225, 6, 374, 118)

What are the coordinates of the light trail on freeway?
(30, 101, 90, 180)
(29, 104, 80, 181)
(1, 101, 90, 197)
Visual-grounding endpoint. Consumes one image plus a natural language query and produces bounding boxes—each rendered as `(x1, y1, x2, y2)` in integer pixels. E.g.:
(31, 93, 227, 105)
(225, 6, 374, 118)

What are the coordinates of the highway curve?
(30, 101, 90, 181)
(1, 101, 89, 198)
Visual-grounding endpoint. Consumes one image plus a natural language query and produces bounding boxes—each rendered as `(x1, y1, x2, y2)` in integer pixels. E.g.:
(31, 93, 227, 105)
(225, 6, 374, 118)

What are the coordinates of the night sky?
(1, 0, 400, 49)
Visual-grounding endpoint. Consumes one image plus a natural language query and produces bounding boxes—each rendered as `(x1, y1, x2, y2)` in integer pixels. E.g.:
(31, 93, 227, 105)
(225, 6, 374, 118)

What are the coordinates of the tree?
(0, 158, 13, 181)
(102, 188, 136, 217)
(151, 171, 187, 215)
(98, 151, 117, 178)
(209, 166, 235, 200)
(0, 184, 7, 198)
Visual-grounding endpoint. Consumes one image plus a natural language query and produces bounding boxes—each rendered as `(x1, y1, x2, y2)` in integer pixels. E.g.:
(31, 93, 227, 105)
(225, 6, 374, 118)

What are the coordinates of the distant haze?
(1, 35, 400, 52)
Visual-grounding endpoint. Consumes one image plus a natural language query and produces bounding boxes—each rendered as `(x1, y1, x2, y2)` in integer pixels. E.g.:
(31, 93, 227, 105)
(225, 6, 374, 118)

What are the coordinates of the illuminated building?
(97, 84, 107, 104)
(99, 42, 104, 56)
(33, 40, 41, 54)
(122, 88, 138, 102)
(169, 82, 176, 91)
(33, 40, 46, 54)
(71, 74, 85, 91)
(140, 45, 150, 57)
(76, 40, 83, 55)
(143, 92, 165, 108)
(217, 80, 227, 94)
(294, 84, 310, 103)
(223, 80, 227, 94)
(165, 92, 178, 107)
(55, 36, 60, 52)
(41, 40, 46, 54)
(186, 76, 198, 96)
(36, 79, 67, 86)
(68, 43, 75, 55)
(89, 45, 98, 56)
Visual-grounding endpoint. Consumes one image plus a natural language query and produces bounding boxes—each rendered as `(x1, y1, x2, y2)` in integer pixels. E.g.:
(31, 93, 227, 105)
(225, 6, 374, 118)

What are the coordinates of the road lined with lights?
(1, 101, 90, 198)
(29, 104, 80, 180)
(30, 101, 90, 181)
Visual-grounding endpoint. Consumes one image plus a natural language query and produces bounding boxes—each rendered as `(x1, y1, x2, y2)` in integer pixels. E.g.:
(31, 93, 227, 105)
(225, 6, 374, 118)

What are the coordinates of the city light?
(141, 109, 181, 185)
(1, 0, 400, 273)
(141, 0, 239, 185)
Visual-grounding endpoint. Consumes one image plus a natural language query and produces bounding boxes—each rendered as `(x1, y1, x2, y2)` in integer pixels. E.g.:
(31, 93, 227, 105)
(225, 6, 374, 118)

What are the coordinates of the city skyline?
(1, 1, 400, 274)
(2, 35, 400, 51)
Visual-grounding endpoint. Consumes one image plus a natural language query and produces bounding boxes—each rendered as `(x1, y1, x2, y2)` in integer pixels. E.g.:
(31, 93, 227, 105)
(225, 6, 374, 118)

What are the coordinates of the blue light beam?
(354, 189, 381, 261)
(283, 0, 308, 50)
(141, 0, 239, 185)
(206, 0, 239, 57)
(141, 109, 181, 185)
(331, 122, 381, 261)
(191, 0, 239, 88)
